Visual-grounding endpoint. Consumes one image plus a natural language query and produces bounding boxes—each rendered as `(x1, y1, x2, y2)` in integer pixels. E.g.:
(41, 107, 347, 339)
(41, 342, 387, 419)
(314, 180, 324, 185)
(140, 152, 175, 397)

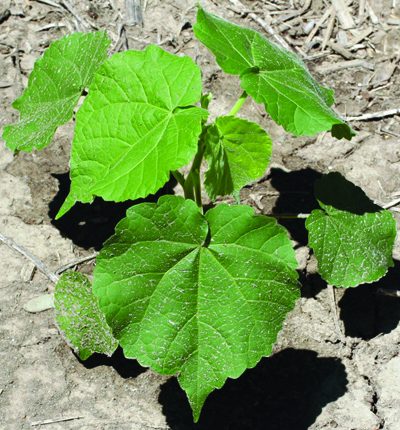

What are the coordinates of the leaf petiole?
(229, 90, 248, 116)
(172, 170, 186, 188)
(184, 139, 205, 212)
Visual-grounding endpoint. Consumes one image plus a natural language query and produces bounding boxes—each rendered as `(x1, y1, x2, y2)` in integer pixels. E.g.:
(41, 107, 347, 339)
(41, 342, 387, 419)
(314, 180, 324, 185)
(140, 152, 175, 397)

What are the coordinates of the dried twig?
(376, 288, 400, 297)
(383, 197, 400, 210)
(58, 0, 95, 30)
(227, 0, 293, 51)
(31, 416, 84, 426)
(315, 58, 374, 73)
(345, 108, 400, 121)
(33, 0, 62, 8)
(322, 11, 336, 50)
(0, 232, 59, 284)
(55, 252, 99, 275)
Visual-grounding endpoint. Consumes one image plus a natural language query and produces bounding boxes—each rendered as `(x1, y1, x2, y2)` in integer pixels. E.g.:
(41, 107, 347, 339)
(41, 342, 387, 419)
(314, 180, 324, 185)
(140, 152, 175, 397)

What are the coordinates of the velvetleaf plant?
(2, 4, 396, 421)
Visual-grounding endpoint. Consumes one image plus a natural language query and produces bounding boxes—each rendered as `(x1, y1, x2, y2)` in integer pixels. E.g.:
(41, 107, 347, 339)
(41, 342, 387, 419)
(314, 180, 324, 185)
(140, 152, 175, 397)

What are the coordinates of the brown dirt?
(1, 0, 400, 429)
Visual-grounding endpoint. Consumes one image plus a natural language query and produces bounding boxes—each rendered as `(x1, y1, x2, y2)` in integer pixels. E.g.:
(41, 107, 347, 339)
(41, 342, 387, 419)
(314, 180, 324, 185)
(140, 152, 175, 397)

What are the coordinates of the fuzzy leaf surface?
(194, 5, 355, 140)
(93, 195, 300, 421)
(55, 271, 118, 360)
(306, 172, 396, 287)
(204, 116, 272, 202)
(3, 32, 110, 153)
(57, 45, 207, 218)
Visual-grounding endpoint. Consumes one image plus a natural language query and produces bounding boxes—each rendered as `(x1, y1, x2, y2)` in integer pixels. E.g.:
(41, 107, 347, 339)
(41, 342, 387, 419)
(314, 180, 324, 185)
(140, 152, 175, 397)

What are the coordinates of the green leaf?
(57, 45, 208, 218)
(204, 116, 272, 202)
(55, 271, 118, 360)
(2, 32, 110, 153)
(193, 5, 355, 140)
(93, 195, 300, 421)
(306, 172, 397, 288)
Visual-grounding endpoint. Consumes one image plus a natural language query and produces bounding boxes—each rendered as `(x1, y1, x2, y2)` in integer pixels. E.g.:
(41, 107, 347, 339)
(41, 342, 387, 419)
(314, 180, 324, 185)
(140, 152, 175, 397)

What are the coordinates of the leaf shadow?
(48, 172, 177, 250)
(339, 259, 400, 340)
(77, 346, 147, 379)
(159, 348, 348, 430)
(268, 167, 322, 246)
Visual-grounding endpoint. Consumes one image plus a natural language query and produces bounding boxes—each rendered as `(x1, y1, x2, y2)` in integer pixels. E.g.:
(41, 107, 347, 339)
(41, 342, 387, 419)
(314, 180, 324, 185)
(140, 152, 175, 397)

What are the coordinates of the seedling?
(3, 5, 396, 421)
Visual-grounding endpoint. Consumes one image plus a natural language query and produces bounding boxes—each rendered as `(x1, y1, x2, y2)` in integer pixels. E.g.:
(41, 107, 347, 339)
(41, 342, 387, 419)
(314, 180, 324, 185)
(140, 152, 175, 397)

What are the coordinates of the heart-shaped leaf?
(194, 5, 355, 140)
(55, 271, 118, 360)
(204, 116, 272, 201)
(57, 45, 208, 218)
(3, 32, 110, 153)
(306, 172, 396, 287)
(93, 195, 300, 420)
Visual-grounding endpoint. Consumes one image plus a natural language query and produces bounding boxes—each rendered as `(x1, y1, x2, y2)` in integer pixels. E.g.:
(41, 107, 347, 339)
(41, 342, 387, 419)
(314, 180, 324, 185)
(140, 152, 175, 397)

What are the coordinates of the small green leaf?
(55, 271, 118, 360)
(3, 32, 110, 153)
(57, 45, 208, 218)
(306, 172, 397, 288)
(194, 5, 355, 140)
(204, 116, 272, 202)
(93, 195, 300, 420)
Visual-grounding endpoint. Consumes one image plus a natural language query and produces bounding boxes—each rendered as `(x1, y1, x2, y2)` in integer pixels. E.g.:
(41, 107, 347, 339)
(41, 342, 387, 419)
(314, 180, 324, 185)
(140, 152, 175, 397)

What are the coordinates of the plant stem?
(183, 137, 206, 211)
(172, 170, 185, 188)
(188, 141, 205, 211)
(229, 90, 248, 116)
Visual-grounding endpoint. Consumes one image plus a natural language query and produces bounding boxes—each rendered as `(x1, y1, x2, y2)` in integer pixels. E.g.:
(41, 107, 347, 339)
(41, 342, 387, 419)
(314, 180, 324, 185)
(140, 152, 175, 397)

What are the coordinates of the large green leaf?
(193, 5, 355, 140)
(93, 195, 300, 420)
(55, 271, 118, 360)
(3, 32, 110, 153)
(306, 172, 396, 287)
(204, 116, 272, 202)
(57, 45, 208, 218)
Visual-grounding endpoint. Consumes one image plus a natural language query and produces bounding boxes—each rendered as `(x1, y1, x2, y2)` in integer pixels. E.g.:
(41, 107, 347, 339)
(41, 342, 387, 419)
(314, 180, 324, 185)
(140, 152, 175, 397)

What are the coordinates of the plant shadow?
(268, 167, 322, 246)
(77, 346, 147, 379)
(159, 348, 348, 430)
(48, 172, 177, 250)
(339, 259, 400, 340)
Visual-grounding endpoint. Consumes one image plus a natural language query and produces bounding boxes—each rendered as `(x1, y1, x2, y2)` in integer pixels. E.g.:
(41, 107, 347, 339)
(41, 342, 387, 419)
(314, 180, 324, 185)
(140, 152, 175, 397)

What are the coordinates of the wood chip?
(371, 62, 397, 84)
(346, 28, 374, 48)
(125, 0, 143, 26)
(359, 0, 366, 17)
(326, 40, 354, 59)
(331, 0, 356, 29)
(366, 2, 379, 24)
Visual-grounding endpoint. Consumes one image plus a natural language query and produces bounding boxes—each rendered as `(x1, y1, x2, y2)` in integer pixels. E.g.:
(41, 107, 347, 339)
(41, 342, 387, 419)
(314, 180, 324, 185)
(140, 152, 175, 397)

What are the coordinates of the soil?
(1, 0, 400, 429)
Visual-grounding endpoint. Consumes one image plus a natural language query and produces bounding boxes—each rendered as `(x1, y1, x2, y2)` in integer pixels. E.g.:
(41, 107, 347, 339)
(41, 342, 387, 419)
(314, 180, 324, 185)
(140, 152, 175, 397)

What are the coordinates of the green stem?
(190, 141, 205, 211)
(183, 139, 205, 211)
(172, 170, 185, 188)
(229, 90, 248, 116)
(183, 172, 195, 202)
